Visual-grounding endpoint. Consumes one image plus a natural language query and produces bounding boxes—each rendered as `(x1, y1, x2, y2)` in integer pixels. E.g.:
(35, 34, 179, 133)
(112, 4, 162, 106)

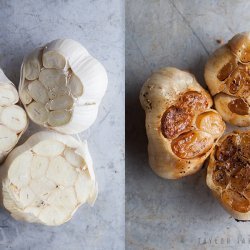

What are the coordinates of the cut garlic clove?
(24, 49, 42, 80)
(27, 80, 49, 104)
(43, 50, 67, 69)
(0, 69, 19, 106)
(1, 105, 28, 133)
(7, 151, 33, 189)
(20, 85, 32, 105)
(32, 140, 65, 157)
(47, 156, 77, 187)
(64, 148, 86, 168)
(68, 74, 84, 97)
(0, 131, 97, 226)
(195, 111, 225, 137)
(27, 102, 49, 124)
(0, 125, 18, 152)
(48, 110, 72, 127)
(49, 95, 74, 110)
(39, 69, 67, 90)
(30, 156, 49, 179)
(48, 85, 69, 99)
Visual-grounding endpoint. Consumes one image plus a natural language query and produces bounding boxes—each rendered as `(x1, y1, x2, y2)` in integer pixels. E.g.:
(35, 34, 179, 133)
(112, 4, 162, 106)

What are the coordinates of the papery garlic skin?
(19, 39, 108, 134)
(205, 32, 250, 126)
(0, 131, 98, 226)
(0, 69, 28, 163)
(207, 130, 250, 220)
(140, 67, 225, 179)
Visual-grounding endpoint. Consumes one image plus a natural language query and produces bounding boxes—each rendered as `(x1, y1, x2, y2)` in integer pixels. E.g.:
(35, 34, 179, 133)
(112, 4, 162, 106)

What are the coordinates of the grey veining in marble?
(0, 0, 124, 250)
(126, 1, 250, 250)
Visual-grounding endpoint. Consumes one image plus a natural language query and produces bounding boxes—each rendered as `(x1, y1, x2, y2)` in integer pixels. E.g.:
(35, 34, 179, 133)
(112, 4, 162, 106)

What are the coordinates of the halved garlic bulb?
(0, 69, 28, 163)
(0, 131, 97, 226)
(205, 32, 250, 126)
(207, 130, 250, 220)
(19, 39, 108, 134)
(140, 67, 225, 179)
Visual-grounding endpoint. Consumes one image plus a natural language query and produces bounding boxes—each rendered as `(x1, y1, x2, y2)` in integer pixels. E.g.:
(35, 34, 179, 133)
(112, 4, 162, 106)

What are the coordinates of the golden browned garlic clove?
(140, 67, 225, 179)
(207, 130, 250, 220)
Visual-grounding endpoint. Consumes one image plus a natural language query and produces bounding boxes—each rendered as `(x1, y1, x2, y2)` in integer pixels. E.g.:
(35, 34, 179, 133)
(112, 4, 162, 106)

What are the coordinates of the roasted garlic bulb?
(0, 131, 97, 226)
(0, 69, 28, 163)
(207, 130, 250, 220)
(205, 32, 250, 126)
(140, 67, 225, 179)
(19, 39, 108, 134)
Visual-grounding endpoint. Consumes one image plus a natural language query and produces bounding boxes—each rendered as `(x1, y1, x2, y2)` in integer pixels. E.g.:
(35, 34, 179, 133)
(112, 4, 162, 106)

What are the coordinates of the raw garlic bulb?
(0, 69, 28, 163)
(0, 131, 97, 226)
(140, 67, 225, 179)
(19, 39, 108, 134)
(205, 32, 250, 126)
(207, 130, 250, 220)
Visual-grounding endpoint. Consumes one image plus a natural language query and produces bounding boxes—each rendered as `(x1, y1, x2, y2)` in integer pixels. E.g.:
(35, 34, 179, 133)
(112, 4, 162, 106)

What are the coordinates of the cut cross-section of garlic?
(207, 130, 250, 220)
(19, 39, 108, 134)
(205, 32, 250, 126)
(0, 69, 28, 163)
(140, 67, 225, 179)
(0, 131, 97, 226)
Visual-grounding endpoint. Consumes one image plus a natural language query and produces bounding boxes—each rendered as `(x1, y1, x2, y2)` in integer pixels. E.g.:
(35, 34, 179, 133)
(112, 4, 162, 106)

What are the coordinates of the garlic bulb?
(140, 67, 225, 179)
(0, 69, 28, 163)
(207, 130, 250, 220)
(19, 39, 108, 134)
(0, 131, 97, 226)
(205, 32, 250, 126)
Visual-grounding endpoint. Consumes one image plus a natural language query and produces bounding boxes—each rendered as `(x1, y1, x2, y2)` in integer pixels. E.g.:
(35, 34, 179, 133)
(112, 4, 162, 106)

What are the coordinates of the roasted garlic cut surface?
(140, 67, 225, 179)
(205, 32, 250, 126)
(0, 132, 97, 226)
(19, 39, 108, 134)
(0, 69, 28, 163)
(207, 130, 250, 220)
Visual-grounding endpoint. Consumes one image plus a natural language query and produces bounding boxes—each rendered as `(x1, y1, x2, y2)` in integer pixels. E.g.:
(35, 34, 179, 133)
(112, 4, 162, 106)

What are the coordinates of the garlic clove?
(39, 69, 67, 90)
(0, 125, 18, 152)
(20, 84, 32, 105)
(32, 139, 65, 157)
(24, 49, 42, 81)
(68, 73, 84, 97)
(48, 110, 72, 127)
(7, 151, 33, 189)
(0, 69, 19, 106)
(27, 102, 49, 124)
(30, 155, 49, 179)
(49, 95, 74, 110)
(42, 51, 66, 69)
(1, 105, 28, 133)
(64, 148, 86, 168)
(27, 80, 49, 104)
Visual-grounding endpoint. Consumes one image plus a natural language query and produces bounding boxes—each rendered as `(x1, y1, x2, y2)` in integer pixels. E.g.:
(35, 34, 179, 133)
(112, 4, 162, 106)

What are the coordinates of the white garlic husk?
(19, 39, 108, 134)
(0, 131, 98, 226)
(0, 69, 28, 163)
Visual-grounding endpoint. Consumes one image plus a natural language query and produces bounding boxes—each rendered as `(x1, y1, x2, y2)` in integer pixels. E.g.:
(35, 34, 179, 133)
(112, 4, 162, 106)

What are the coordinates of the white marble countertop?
(126, 1, 250, 249)
(0, 1, 124, 250)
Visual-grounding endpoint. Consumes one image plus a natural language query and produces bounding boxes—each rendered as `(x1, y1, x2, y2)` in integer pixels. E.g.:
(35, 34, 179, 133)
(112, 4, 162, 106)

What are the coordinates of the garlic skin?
(0, 69, 28, 163)
(140, 67, 225, 179)
(207, 130, 250, 220)
(19, 39, 108, 134)
(0, 131, 98, 226)
(205, 32, 250, 126)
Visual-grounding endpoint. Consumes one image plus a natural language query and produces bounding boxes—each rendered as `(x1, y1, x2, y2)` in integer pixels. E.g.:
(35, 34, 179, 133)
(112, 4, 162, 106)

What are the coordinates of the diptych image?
(0, 0, 250, 250)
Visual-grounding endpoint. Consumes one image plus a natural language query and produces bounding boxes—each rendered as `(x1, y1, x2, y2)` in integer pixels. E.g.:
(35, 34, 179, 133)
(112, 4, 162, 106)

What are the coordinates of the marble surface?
(126, 1, 250, 249)
(0, 1, 124, 250)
